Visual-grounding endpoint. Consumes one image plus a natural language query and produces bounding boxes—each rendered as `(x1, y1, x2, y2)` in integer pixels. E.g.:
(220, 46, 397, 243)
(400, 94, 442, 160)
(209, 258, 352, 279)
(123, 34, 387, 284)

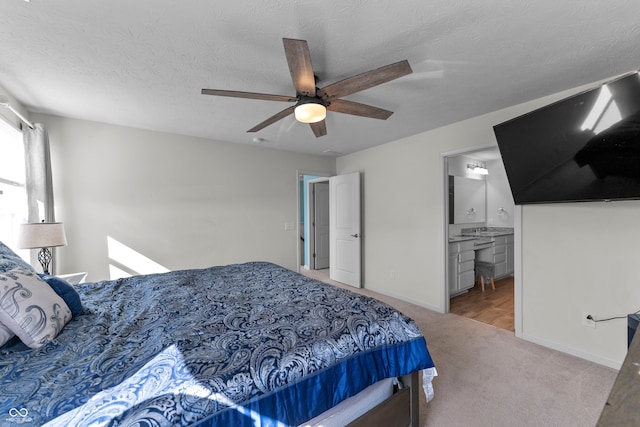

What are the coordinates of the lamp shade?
(17, 222, 67, 249)
(294, 101, 326, 124)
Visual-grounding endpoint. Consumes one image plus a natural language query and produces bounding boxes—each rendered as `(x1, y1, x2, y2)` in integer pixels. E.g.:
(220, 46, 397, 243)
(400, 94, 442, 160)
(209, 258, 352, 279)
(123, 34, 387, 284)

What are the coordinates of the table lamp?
(17, 222, 67, 274)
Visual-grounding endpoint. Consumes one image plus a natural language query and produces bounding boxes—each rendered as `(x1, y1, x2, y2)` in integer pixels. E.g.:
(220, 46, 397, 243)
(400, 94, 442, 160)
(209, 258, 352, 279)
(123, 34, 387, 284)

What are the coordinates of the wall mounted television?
(493, 71, 640, 205)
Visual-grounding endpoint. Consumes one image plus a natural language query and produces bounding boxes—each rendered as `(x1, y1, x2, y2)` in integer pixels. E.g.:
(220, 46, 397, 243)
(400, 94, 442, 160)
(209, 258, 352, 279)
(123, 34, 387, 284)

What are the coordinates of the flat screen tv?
(493, 71, 640, 205)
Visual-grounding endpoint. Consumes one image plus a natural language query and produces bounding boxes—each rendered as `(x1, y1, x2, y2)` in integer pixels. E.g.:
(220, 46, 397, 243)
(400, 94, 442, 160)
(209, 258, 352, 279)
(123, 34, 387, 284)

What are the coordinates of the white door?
(313, 181, 330, 269)
(330, 172, 361, 287)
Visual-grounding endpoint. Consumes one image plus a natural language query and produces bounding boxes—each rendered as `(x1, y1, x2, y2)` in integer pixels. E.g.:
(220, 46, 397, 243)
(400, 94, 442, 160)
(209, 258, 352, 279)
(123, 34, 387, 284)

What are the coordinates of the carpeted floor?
(301, 268, 618, 427)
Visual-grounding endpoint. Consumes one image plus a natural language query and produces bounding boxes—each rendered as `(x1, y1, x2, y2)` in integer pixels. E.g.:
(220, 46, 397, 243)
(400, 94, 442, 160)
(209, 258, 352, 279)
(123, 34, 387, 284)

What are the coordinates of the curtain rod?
(0, 95, 35, 129)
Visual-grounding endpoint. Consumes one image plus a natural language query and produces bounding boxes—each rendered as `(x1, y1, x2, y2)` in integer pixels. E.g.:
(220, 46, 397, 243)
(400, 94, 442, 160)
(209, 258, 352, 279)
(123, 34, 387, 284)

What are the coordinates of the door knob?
(350, 233, 360, 238)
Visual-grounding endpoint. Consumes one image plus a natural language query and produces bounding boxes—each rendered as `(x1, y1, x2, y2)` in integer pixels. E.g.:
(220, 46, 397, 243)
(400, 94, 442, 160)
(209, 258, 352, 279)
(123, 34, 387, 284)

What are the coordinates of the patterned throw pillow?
(0, 268, 72, 349)
(0, 240, 36, 274)
(0, 321, 14, 347)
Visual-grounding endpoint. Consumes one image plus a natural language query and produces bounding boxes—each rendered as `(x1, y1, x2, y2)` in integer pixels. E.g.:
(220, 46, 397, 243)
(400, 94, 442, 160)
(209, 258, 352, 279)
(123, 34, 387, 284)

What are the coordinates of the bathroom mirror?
(449, 176, 486, 224)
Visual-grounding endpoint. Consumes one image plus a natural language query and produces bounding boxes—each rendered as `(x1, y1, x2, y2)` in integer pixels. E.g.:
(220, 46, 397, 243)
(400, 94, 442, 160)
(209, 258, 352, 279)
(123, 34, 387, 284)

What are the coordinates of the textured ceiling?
(1, 1, 639, 156)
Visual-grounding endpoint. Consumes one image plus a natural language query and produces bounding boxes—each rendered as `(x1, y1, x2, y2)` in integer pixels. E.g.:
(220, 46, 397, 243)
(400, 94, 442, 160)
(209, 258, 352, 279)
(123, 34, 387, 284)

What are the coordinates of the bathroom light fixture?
(294, 97, 326, 123)
(467, 163, 489, 175)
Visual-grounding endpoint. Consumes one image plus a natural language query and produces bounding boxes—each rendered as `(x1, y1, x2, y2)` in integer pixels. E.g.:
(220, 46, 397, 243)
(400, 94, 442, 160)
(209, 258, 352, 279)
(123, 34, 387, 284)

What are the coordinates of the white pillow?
(0, 268, 72, 349)
(0, 321, 14, 347)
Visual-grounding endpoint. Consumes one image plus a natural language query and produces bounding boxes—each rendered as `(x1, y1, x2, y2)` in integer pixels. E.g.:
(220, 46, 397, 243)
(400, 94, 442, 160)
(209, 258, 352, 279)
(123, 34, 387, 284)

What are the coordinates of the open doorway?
(297, 171, 331, 276)
(307, 178, 330, 271)
(296, 171, 362, 288)
(444, 148, 517, 332)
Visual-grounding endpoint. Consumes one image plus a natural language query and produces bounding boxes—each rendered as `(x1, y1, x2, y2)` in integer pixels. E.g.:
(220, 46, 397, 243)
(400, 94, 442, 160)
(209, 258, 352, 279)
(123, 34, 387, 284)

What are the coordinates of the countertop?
(448, 235, 477, 243)
(448, 227, 514, 243)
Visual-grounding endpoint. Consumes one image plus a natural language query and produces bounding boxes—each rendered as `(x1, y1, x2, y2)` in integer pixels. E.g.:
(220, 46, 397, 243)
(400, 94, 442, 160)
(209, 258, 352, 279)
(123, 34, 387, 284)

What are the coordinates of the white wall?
(486, 157, 515, 227)
(522, 201, 640, 368)
(34, 114, 335, 281)
(23, 76, 637, 367)
(337, 82, 636, 368)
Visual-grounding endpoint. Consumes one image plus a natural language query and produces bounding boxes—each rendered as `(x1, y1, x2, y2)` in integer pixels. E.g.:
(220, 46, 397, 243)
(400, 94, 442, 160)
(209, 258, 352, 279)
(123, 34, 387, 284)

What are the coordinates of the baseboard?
(520, 332, 622, 370)
(365, 286, 620, 370)
(364, 285, 443, 314)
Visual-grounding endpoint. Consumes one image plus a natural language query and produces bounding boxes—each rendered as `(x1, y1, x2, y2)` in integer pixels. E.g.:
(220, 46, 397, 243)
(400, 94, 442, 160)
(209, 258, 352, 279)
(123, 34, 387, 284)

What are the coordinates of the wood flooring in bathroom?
(449, 276, 514, 332)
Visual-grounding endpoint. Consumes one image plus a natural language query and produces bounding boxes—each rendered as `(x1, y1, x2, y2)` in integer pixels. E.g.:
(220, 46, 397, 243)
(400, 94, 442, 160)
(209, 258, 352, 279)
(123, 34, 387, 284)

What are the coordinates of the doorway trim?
(296, 170, 332, 273)
(307, 177, 330, 270)
(513, 205, 523, 337)
(441, 147, 523, 337)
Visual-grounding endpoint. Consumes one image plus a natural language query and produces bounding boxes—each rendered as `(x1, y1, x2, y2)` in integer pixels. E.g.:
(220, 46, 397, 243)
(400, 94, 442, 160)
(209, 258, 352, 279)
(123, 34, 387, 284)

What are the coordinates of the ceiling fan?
(201, 38, 412, 137)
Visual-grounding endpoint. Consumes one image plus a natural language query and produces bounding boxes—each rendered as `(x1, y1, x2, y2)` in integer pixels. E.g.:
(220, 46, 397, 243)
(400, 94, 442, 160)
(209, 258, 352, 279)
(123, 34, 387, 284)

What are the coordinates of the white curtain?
(23, 123, 57, 271)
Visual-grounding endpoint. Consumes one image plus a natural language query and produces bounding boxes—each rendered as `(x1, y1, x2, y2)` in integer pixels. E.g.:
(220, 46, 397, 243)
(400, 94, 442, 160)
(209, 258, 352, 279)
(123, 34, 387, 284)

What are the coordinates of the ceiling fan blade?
(247, 105, 296, 133)
(328, 99, 393, 120)
(309, 120, 327, 137)
(202, 88, 296, 103)
(283, 38, 317, 96)
(319, 60, 412, 100)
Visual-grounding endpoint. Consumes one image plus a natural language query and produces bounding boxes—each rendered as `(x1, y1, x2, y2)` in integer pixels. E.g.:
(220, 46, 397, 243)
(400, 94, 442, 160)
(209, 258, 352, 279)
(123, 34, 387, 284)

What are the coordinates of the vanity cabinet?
(505, 235, 514, 276)
(476, 235, 514, 279)
(448, 240, 476, 296)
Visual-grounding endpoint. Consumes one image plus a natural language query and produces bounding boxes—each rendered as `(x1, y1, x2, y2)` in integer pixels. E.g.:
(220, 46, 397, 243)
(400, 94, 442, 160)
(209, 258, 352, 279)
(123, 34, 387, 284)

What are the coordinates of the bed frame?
(346, 371, 420, 427)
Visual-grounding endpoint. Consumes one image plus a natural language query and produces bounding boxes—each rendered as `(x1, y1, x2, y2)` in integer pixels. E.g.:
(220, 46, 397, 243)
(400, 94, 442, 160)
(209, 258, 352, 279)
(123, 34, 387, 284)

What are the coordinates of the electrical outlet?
(582, 312, 596, 328)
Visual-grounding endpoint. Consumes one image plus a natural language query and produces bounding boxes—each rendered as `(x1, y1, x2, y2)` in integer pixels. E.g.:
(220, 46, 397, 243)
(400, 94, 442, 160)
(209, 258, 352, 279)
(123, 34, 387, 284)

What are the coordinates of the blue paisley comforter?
(0, 262, 434, 426)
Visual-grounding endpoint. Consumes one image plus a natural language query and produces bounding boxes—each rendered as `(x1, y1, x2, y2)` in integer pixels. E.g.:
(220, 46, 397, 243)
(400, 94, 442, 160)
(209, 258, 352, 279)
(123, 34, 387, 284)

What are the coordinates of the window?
(0, 118, 27, 255)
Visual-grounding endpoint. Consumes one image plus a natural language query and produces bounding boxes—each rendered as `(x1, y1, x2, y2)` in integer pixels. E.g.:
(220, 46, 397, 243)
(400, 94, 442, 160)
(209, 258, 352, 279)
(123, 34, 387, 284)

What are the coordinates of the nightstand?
(56, 272, 88, 285)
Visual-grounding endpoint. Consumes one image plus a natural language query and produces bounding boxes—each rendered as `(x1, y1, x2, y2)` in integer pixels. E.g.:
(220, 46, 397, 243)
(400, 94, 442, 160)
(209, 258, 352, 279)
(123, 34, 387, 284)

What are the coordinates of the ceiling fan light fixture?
(294, 98, 326, 124)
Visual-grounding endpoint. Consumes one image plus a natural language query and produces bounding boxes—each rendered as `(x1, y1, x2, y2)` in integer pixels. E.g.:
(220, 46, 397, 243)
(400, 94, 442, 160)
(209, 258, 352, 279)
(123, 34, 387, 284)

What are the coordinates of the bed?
(0, 243, 435, 426)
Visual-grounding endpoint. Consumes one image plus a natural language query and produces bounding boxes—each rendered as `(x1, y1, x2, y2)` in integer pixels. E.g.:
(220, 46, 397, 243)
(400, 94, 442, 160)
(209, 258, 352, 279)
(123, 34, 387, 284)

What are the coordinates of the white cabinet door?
(449, 241, 476, 295)
(448, 244, 459, 295)
(458, 250, 476, 291)
(506, 236, 514, 275)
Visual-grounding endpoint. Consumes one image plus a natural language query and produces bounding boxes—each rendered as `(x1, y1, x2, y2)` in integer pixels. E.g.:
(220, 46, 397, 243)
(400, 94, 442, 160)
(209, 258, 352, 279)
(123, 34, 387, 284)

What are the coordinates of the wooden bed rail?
(346, 371, 421, 427)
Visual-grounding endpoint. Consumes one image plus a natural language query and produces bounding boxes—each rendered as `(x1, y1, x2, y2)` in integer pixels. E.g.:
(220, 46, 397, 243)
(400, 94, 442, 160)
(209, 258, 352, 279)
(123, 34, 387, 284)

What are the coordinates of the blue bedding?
(0, 262, 434, 426)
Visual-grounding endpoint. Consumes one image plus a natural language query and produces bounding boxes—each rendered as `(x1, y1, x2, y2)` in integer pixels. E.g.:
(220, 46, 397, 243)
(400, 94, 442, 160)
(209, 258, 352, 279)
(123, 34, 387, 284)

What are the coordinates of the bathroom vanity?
(448, 227, 514, 296)
(448, 238, 476, 295)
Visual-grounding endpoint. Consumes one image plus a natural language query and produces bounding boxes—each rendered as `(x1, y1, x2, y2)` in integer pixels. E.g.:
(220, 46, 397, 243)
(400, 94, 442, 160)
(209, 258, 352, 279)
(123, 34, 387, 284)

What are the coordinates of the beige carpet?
(301, 269, 618, 427)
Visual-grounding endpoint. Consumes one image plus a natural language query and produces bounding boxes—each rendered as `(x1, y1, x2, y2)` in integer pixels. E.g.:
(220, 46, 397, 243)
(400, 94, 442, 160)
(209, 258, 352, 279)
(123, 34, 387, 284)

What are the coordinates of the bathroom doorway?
(444, 147, 517, 332)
